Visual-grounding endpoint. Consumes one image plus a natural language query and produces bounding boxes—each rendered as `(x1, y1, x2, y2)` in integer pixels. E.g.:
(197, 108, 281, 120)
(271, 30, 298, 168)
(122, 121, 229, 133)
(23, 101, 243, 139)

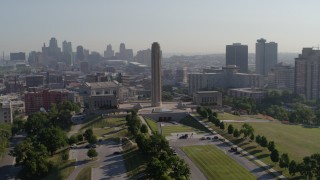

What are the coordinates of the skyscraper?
(104, 44, 114, 58)
(76, 46, 84, 61)
(295, 48, 320, 100)
(151, 42, 162, 107)
(255, 38, 278, 76)
(226, 43, 248, 73)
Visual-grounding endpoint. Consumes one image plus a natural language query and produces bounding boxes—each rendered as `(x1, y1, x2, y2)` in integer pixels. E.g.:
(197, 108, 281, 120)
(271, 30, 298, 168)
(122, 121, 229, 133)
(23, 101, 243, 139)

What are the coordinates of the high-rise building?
(104, 44, 114, 58)
(48, 37, 61, 57)
(62, 40, 72, 54)
(255, 38, 278, 76)
(176, 67, 188, 83)
(294, 48, 320, 100)
(116, 43, 133, 60)
(135, 49, 151, 66)
(268, 63, 294, 91)
(151, 42, 162, 107)
(76, 46, 84, 61)
(226, 43, 248, 73)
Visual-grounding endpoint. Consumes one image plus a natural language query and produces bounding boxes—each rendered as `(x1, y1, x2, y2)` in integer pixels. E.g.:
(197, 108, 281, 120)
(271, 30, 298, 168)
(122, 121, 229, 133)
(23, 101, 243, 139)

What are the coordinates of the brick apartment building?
(25, 89, 71, 115)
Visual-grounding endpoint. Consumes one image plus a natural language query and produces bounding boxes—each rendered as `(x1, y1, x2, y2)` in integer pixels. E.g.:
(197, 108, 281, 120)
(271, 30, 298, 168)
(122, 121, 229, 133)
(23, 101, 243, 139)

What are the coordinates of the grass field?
(179, 115, 210, 133)
(161, 125, 197, 136)
(207, 120, 319, 178)
(229, 122, 320, 161)
(143, 116, 158, 133)
(218, 112, 246, 120)
(182, 145, 256, 180)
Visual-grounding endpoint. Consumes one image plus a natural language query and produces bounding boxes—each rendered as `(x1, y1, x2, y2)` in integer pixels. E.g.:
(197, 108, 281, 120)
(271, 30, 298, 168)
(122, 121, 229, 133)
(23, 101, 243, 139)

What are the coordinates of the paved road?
(68, 141, 127, 180)
(222, 119, 272, 123)
(0, 134, 25, 180)
(169, 135, 275, 180)
(91, 141, 127, 180)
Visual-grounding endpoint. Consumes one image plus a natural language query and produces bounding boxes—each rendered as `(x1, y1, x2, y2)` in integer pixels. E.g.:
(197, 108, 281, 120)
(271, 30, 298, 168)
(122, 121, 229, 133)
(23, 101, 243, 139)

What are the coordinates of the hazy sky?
(1, 0, 320, 55)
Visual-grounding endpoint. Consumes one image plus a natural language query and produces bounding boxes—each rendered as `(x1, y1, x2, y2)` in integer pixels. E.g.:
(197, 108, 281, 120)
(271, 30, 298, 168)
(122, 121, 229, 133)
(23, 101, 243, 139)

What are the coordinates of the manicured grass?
(161, 125, 197, 136)
(179, 115, 210, 133)
(230, 122, 320, 161)
(208, 120, 318, 178)
(143, 116, 158, 133)
(182, 145, 256, 180)
(218, 112, 246, 120)
(75, 165, 92, 180)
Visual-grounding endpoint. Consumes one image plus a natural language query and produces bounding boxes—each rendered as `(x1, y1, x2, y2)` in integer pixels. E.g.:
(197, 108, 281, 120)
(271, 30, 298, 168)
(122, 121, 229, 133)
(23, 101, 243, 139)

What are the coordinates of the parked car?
(200, 137, 206, 140)
(213, 136, 219, 139)
(70, 144, 77, 149)
(206, 137, 211, 140)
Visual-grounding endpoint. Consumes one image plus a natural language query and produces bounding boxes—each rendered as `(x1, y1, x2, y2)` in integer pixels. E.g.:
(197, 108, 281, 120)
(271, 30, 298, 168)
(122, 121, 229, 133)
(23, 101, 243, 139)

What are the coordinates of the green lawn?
(143, 116, 158, 133)
(230, 122, 320, 161)
(182, 145, 256, 180)
(218, 112, 246, 120)
(207, 121, 319, 178)
(161, 125, 197, 136)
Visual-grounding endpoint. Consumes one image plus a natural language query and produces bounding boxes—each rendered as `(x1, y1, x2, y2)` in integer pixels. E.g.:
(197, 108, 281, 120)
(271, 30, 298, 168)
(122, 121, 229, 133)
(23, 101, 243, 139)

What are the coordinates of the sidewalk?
(190, 114, 287, 180)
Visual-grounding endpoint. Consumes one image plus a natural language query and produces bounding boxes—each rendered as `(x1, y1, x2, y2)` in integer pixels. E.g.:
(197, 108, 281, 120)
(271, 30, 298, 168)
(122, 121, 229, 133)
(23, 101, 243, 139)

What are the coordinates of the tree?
(168, 156, 190, 179)
(279, 153, 290, 169)
(227, 124, 234, 134)
(77, 134, 84, 142)
(219, 121, 225, 129)
(250, 133, 255, 141)
(140, 124, 148, 134)
(162, 92, 173, 101)
(298, 156, 314, 180)
(24, 112, 50, 136)
(289, 160, 297, 176)
(37, 127, 67, 155)
(270, 149, 279, 164)
(88, 135, 98, 144)
(233, 128, 240, 138)
(260, 136, 268, 148)
(214, 118, 221, 127)
(83, 128, 94, 141)
(146, 157, 168, 178)
(267, 141, 275, 152)
(68, 135, 78, 145)
(255, 135, 261, 144)
(87, 148, 98, 159)
(240, 123, 254, 139)
(10, 138, 50, 178)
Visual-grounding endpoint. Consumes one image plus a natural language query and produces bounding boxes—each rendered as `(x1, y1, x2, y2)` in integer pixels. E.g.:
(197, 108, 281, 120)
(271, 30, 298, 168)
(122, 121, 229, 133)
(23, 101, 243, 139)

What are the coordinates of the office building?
(294, 48, 320, 100)
(255, 38, 278, 76)
(151, 42, 162, 107)
(135, 49, 151, 66)
(188, 65, 263, 95)
(176, 67, 188, 83)
(268, 63, 294, 91)
(226, 43, 248, 73)
(104, 44, 114, 58)
(228, 88, 267, 102)
(10, 52, 26, 61)
(26, 75, 44, 88)
(0, 102, 13, 123)
(76, 46, 84, 61)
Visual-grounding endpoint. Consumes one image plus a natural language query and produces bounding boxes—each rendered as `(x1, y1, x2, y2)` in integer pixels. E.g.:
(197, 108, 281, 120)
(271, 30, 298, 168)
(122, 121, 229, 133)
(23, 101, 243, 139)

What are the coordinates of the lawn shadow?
(256, 154, 269, 159)
(243, 145, 256, 152)
(247, 149, 262, 156)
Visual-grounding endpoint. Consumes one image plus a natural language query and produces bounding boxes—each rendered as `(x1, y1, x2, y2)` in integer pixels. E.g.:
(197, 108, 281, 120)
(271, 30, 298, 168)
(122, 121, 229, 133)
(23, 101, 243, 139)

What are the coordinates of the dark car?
(213, 136, 219, 139)
(113, 151, 121, 155)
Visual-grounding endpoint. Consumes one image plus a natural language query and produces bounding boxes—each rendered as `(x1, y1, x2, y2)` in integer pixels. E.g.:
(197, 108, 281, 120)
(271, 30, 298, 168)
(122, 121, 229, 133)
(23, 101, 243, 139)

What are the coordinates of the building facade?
(294, 48, 320, 100)
(268, 63, 294, 91)
(193, 91, 222, 106)
(26, 75, 44, 88)
(188, 65, 263, 95)
(255, 38, 278, 76)
(24, 89, 78, 115)
(226, 43, 248, 73)
(0, 102, 13, 123)
(228, 88, 267, 102)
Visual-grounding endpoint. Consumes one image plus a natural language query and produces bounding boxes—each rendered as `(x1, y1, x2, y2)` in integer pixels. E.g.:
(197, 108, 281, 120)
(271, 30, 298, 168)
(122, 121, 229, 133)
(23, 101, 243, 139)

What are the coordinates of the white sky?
(1, 0, 320, 55)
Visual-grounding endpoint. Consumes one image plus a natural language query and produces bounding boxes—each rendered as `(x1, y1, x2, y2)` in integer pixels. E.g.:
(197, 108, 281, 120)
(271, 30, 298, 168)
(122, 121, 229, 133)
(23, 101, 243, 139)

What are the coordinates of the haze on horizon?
(1, 0, 320, 55)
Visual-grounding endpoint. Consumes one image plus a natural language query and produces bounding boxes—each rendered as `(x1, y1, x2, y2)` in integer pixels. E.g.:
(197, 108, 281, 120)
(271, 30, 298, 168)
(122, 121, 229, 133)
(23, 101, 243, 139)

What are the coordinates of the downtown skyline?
(1, 0, 320, 55)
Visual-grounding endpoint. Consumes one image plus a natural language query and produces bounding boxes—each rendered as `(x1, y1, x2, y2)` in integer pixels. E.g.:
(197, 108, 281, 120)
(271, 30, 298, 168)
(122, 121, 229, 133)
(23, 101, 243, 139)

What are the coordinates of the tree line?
(126, 111, 190, 179)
